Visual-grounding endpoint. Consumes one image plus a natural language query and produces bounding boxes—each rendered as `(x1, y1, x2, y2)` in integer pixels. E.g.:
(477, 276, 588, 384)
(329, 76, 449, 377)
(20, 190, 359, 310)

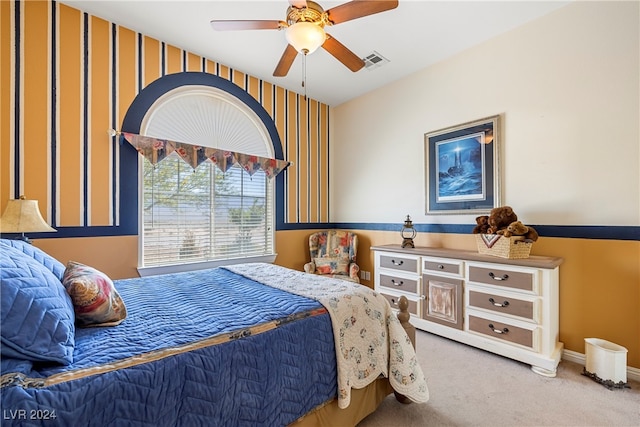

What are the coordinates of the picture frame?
(424, 115, 501, 215)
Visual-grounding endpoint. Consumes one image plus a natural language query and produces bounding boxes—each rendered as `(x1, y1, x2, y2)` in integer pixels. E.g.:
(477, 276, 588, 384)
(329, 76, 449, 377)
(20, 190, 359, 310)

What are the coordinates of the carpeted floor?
(358, 330, 640, 426)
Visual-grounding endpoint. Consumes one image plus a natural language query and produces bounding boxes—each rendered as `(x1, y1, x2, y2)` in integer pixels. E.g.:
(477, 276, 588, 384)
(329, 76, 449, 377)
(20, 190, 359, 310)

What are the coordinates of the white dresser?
(372, 244, 564, 377)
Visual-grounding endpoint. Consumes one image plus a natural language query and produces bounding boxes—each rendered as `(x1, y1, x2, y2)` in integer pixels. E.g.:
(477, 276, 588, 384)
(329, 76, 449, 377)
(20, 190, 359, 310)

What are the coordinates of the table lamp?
(0, 195, 56, 243)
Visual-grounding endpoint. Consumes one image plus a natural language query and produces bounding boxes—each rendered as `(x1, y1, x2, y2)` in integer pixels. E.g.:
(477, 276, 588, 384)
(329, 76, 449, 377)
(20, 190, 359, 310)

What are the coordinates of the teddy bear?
(487, 205, 518, 234)
(472, 215, 490, 234)
(500, 220, 539, 242)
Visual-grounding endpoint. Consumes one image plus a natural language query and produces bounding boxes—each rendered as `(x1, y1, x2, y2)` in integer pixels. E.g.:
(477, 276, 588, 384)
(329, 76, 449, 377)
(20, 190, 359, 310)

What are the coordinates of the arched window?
(137, 85, 277, 276)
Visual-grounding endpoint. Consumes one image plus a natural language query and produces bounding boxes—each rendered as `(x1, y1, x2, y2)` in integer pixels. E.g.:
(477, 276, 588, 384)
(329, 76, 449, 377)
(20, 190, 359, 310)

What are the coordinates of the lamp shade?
(285, 22, 326, 54)
(0, 196, 56, 233)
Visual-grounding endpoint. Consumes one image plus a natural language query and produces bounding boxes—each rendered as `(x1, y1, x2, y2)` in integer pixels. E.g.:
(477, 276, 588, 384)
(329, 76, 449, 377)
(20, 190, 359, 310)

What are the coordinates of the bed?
(0, 239, 428, 426)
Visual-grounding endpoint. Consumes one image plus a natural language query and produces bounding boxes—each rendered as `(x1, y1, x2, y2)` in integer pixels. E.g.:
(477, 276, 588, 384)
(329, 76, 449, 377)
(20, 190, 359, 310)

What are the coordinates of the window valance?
(120, 132, 290, 179)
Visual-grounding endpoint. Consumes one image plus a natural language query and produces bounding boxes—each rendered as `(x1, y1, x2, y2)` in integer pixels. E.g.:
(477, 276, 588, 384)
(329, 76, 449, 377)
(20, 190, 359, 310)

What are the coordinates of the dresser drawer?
(468, 315, 534, 349)
(379, 273, 419, 294)
(379, 254, 419, 274)
(423, 257, 463, 277)
(468, 265, 535, 292)
(381, 292, 419, 316)
(468, 290, 535, 322)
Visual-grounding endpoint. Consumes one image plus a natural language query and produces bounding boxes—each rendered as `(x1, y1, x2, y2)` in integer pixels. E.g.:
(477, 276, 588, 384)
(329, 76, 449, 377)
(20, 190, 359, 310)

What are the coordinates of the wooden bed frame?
(291, 296, 416, 427)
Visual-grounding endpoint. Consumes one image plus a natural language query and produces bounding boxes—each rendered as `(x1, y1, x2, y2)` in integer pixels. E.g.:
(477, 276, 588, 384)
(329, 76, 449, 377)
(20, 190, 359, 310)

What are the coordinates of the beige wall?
(330, 1, 640, 368)
(275, 230, 321, 271)
(331, 1, 639, 226)
(34, 236, 139, 280)
(33, 232, 311, 280)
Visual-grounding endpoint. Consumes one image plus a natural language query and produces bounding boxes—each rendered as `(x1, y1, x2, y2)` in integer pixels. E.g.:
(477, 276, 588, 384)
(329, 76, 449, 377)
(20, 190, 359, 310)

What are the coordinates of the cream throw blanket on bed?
(224, 263, 429, 409)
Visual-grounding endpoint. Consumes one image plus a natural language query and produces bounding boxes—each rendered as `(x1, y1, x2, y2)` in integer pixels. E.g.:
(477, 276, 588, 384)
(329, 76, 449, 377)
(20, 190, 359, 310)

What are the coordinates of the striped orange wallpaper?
(1, 0, 329, 229)
(21, 1, 51, 224)
(88, 15, 112, 227)
(57, 4, 83, 227)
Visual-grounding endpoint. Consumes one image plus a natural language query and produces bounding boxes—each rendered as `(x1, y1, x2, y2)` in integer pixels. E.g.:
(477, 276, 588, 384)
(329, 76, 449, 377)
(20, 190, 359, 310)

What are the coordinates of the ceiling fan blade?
(273, 44, 298, 77)
(210, 20, 286, 31)
(288, 0, 308, 8)
(321, 35, 365, 72)
(326, 0, 398, 25)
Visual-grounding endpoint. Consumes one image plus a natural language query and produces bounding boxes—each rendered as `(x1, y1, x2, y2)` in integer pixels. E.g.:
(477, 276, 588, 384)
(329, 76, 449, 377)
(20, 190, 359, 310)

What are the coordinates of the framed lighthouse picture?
(424, 115, 501, 215)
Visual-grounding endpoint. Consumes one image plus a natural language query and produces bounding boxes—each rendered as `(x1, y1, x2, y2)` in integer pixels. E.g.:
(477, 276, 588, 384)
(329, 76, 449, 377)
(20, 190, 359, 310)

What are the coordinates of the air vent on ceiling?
(363, 51, 389, 70)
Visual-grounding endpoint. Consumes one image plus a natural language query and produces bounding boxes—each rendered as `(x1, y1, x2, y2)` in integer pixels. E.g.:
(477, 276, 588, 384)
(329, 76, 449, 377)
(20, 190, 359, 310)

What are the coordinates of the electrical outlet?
(360, 270, 371, 281)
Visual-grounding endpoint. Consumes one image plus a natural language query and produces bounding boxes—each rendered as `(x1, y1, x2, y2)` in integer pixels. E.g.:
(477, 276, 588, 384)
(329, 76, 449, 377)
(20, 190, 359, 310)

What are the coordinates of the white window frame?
(136, 85, 277, 277)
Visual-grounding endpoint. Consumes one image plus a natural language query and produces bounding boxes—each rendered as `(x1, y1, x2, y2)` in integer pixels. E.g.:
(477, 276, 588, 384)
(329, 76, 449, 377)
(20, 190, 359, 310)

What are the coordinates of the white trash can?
(584, 338, 628, 387)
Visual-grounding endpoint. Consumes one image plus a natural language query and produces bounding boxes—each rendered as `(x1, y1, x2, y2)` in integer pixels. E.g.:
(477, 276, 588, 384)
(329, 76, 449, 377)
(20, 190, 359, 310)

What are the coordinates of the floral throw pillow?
(62, 261, 127, 327)
(314, 257, 350, 275)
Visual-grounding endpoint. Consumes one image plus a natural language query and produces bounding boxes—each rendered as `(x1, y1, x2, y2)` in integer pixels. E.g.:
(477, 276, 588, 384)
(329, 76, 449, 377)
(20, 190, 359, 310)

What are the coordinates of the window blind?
(142, 153, 273, 267)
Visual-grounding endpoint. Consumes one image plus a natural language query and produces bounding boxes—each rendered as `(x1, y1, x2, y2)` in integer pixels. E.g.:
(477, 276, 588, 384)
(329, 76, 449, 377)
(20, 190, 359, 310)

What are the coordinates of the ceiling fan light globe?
(285, 22, 326, 54)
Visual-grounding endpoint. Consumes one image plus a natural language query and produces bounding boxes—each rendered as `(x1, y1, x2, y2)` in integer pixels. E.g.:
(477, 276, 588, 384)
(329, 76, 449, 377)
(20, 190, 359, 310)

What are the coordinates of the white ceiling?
(61, 0, 571, 106)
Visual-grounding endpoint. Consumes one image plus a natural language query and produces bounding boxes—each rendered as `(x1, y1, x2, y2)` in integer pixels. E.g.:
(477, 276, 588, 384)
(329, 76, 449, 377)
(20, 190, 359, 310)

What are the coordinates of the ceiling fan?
(210, 0, 399, 77)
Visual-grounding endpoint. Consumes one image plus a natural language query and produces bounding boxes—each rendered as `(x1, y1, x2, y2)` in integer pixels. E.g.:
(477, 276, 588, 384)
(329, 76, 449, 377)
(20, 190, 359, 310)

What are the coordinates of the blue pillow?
(1, 245, 75, 365)
(0, 238, 66, 281)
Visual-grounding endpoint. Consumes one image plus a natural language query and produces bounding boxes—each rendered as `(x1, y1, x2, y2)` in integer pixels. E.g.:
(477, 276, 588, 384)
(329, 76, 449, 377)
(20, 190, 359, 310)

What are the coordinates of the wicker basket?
(475, 234, 532, 259)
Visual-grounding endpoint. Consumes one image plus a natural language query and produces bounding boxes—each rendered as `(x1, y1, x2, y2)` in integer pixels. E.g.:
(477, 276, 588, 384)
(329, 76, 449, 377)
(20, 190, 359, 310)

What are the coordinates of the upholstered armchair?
(303, 230, 360, 283)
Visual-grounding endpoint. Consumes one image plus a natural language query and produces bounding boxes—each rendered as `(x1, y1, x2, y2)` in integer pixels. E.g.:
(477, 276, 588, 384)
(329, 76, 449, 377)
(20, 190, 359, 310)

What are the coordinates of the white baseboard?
(562, 349, 640, 383)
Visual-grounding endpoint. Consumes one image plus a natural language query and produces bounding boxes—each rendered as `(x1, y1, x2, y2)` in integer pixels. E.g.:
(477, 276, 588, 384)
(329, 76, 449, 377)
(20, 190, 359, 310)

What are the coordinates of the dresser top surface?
(371, 244, 563, 269)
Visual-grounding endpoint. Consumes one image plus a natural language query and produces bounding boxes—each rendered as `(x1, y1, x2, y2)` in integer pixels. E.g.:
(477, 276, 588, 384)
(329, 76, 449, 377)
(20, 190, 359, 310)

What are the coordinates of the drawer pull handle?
(488, 323, 509, 334)
(391, 259, 404, 266)
(489, 272, 509, 281)
(390, 298, 398, 306)
(438, 264, 444, 270)
(391, 279, 404, 286)
(488, 298, 510, 307)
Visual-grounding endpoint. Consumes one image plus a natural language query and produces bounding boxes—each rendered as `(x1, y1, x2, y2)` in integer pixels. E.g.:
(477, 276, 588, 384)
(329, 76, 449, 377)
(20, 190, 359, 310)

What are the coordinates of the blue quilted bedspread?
(1, 267, 337, 426)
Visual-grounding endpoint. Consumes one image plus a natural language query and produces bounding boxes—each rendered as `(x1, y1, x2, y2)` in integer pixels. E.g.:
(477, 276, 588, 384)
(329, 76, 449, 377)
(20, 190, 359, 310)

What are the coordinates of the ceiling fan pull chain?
(302, 52, 307, 100)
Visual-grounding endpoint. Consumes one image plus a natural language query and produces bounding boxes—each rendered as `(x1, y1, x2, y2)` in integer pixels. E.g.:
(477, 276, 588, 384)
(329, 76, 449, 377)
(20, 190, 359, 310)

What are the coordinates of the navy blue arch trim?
(119, 71, 286, 234)
(120, 72, 283, 158)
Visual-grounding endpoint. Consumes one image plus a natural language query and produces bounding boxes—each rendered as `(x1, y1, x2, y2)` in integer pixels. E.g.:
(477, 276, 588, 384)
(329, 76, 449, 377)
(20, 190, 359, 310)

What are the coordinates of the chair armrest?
(349, 263, 360, 280)
(304, 261, 316, 274)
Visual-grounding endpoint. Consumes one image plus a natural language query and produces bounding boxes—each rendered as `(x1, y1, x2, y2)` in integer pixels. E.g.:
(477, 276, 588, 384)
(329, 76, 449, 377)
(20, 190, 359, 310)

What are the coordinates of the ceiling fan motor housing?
(287, 1, 329, 27)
